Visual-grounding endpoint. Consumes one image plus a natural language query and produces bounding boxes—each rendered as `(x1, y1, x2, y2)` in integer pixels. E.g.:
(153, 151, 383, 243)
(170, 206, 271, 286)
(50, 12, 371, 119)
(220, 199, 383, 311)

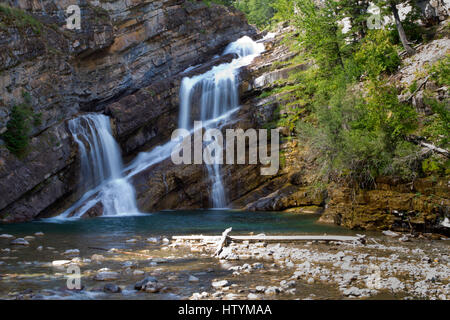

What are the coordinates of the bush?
(354, 30, 401, 79)
(1, 92, 40, 156)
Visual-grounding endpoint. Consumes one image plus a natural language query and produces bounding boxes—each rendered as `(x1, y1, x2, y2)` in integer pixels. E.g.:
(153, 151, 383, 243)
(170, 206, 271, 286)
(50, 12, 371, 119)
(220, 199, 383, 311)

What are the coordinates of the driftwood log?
(214, 227, 232, 257)
(173, 232, 365, 244)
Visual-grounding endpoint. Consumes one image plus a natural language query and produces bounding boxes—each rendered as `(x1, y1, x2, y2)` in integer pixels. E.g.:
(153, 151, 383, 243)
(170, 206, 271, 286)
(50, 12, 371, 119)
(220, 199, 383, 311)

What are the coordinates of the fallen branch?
(214, 227, 232, 257)
(173, 234, 364, 243)
(401, 75, 430, 103)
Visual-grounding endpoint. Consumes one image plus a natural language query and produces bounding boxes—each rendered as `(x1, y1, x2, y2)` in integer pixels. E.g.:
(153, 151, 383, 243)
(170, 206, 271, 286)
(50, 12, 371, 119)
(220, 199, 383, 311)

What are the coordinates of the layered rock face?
(0, 0, 256, 222)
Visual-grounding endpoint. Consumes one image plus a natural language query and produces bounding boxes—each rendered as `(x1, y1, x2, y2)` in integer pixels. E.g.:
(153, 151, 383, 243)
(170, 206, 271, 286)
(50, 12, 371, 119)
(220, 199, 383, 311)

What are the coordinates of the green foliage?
(353, 30, 401, 79)
(421, 95, 450, 149)
(0, 4, 42, 35)
(421, 155, 448, 176)
(234, 0, 275, 27)
(1, 92, 41, 156)
(291, 0, 345, 73)
(429, 54, 450, 87)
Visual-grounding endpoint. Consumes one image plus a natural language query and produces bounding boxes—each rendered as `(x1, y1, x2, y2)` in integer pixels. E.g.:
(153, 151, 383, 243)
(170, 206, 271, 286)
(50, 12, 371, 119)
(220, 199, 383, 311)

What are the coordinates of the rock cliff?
(0, 0, 256, 222)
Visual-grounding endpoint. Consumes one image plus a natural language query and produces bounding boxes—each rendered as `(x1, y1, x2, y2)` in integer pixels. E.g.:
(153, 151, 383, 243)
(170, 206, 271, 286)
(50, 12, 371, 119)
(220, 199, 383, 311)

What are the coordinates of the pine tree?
(374, 0, 416, 55)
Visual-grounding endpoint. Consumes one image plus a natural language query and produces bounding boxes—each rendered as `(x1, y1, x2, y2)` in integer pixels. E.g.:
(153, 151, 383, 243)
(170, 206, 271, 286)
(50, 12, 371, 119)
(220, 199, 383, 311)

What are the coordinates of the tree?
(291, 0, 345, 73)
(375, 0, 416, 55)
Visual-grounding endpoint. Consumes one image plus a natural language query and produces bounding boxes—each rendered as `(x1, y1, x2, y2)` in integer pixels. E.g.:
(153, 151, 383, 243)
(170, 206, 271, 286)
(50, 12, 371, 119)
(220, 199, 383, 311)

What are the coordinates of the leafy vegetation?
(2, 92, 41, 156)
(236, 0, 449, 188)
(0, 4, 43, 35)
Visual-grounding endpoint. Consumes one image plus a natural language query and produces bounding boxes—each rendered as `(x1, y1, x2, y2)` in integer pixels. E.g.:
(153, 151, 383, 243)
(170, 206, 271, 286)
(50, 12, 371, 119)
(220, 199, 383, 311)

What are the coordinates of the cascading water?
(178, 35, 264, 208)
(58, 114, 139, 218)
(56, 35, 264, 219)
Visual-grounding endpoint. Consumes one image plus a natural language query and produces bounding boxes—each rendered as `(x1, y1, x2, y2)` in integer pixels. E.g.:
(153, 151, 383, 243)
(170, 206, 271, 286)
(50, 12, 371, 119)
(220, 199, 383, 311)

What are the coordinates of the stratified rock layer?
(0, 0, 256, 222)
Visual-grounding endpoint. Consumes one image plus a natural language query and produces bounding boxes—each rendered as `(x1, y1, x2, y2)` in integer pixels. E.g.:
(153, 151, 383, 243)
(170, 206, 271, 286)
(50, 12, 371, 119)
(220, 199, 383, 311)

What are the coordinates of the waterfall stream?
(58, 114, 139, 218)
(56, 36, 264, 219)
(178, 36, 264, 208)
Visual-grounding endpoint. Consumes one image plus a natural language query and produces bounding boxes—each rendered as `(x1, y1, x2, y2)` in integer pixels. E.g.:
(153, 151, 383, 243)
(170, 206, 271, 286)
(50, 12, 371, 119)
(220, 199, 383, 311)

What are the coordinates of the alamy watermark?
(171, 121, 280, 175)
(66, 265, 81, 290)
(66, 5, 81, 30)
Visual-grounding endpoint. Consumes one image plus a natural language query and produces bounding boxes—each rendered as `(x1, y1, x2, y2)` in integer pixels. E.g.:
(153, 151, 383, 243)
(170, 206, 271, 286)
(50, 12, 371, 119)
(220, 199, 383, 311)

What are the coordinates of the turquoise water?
(0, 210, 354, 238)
(0, 210, 354, 300)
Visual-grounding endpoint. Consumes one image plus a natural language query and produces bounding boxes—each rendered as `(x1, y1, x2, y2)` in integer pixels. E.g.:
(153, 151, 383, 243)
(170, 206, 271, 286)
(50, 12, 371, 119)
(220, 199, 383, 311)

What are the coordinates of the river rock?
(94, 271, 120, 281)
(188, 275, 199, 282)
(63, 249, 80, 256)
(91, 254, 105, 261)
(34, 232, 44, 236)
(52, 260, 72, 266)
(103, 283, 122, 293)
(134, 276, 158, 290)
(212, 280, 229, 288)
(0, 234, 14, 239)
(10, 238, 30, 246)
(382, 230, 400, 237)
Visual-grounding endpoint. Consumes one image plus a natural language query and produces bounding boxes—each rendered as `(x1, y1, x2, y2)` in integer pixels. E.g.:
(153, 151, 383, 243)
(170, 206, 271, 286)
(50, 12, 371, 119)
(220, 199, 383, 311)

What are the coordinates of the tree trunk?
(390, 2, 416, 55)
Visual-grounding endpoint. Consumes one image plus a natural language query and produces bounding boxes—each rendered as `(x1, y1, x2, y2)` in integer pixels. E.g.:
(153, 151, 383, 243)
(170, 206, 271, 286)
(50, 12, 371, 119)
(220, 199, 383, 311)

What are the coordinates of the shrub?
(1, 92, 40, 156)
(354, 30, 401, 79)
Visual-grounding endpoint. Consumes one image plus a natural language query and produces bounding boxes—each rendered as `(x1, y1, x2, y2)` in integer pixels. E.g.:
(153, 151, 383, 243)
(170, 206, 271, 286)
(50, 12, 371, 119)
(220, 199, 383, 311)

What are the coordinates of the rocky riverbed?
(0, 226, 448, 300)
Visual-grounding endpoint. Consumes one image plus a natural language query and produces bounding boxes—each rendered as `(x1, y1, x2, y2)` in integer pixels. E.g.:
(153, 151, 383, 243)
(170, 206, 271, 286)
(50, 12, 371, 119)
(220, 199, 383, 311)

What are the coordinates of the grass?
(0, 4, 43, 35)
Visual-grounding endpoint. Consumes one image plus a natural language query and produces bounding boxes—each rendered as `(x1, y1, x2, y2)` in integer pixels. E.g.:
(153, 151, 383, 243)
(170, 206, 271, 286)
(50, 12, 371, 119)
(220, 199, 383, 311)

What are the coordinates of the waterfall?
(59, 114, 139, 218)
(178, 36, 264, 208)
(55, 36, 264, 219)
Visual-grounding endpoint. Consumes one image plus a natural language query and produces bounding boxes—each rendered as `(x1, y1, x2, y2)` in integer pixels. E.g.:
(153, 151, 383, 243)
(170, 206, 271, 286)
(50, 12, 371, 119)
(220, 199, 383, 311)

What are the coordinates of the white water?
(58, 114, 139, 218)
(178, 36, 264, 208)
(56, 36, 264, 218)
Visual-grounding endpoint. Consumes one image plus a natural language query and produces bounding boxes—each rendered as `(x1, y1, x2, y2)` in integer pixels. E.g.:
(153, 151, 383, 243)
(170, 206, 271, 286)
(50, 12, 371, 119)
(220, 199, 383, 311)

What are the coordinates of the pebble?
(0, 234, 14, 239)
(63, 249, 80, 255)
(52, 260, 72, 266)
(10, 238, 30, 246)
(103, 283, 121, 293)
(133, 270, 145, 276)
(91, 254, 105, 261)
(34, 232, 44, 236)
(247, 293, 260, 299)
(212, 280, 229, 288)
(94, 271, 120, 281)
(188, 275, 199, 282)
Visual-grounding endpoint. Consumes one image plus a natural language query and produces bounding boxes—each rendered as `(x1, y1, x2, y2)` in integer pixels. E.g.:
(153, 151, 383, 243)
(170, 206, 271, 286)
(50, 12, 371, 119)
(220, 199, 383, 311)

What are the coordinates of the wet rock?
(126, 239, 138, 243)
(146, 237, 161, 243)
(212, 280, 229, 288)
(255, 286, 266, 293)
(133, 270, 145, 276)
(264, 286, 281, 295)
(36, 246, 43, 251)
(10, 238, 30, 246)
(63, 249, 80, 256)
(189, 275, 200, 282)
(94, 271, 120, 281)
(103, 283, 122, 293)
(34, 232, 44, 236)
(91, 254, 105, 261)
(134, 276, 158, 290)
(0, 234, 14, 239)
(248, 293, 260, 299)
(52, 260, 72, 266)
(382, 230, 400, 237)
(399, 235, 411, 242)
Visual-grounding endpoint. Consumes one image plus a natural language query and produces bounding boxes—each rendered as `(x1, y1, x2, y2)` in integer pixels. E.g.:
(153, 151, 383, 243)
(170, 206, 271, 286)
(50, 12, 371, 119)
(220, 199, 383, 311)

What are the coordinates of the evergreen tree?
(374, 0, 416, 55)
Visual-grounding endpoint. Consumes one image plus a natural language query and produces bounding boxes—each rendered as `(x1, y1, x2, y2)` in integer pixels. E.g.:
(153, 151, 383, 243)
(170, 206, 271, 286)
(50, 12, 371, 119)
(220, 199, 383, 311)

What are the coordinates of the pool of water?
(1, 210, 355, 239)
(0, 210, 358, 300)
